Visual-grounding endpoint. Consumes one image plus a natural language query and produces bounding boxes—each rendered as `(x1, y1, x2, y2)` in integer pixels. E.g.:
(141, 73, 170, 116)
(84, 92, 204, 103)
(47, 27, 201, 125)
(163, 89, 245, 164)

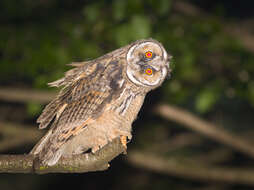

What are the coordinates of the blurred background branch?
(155, 104, 254, 159)
(1, 88, 254, 182)
(0, 122, 42, 152)
(127, 151, 254, 186)
(0, 88, 54, 104)
(1, 0, 254, 189)
(2, 88, 254, 159)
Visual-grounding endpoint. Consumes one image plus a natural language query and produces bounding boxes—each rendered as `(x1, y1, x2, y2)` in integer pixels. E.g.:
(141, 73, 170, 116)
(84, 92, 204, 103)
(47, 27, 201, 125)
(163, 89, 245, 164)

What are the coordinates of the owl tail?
(30, 128, 52, 155)
(30, 129, 63, 166)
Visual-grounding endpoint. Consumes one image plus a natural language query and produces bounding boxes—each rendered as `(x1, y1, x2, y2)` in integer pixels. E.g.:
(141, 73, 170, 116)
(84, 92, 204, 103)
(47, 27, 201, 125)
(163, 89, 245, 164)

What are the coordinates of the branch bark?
(0, 138, 125, 174)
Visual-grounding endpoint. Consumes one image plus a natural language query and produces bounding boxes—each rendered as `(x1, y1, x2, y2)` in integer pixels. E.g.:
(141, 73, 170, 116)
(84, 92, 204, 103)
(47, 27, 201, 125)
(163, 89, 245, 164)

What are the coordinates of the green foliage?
(1, 1, 254, 190)
(195, 86, 220, 113)
(26, 102, 43, 117)
(0, 0, 254, 114)
(115, 15, 151, 46)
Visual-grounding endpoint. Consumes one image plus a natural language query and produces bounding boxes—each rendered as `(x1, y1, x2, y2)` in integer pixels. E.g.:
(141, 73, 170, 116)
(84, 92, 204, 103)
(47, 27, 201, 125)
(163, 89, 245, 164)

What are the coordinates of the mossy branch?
(0, 138, 125, 174)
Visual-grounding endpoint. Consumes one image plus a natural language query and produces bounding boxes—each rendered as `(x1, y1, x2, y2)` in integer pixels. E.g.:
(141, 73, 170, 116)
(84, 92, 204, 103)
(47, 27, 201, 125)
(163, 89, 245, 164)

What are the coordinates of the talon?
(91, 146, 99, 153)
(120, 135, 127, 149)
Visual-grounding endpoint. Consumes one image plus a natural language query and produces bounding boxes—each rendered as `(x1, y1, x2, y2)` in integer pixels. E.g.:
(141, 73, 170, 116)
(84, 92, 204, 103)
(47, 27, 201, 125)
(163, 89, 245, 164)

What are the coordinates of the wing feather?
(33, 59, 126, 165)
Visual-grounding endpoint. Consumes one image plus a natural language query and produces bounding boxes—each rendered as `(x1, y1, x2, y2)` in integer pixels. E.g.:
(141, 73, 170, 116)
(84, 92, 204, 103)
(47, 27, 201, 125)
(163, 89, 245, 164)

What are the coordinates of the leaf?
(27, 102, 43, 117)
(130, 15, 151, 40)
(113, 0, 126, 21)
(195, 87, 220, 113)
(115, 15, 151, 46)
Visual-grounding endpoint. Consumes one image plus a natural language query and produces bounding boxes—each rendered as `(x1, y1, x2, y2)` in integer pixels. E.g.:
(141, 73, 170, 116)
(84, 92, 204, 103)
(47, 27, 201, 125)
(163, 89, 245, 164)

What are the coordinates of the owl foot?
(120, 135, 127, 154)
(91, 146, 99, 153)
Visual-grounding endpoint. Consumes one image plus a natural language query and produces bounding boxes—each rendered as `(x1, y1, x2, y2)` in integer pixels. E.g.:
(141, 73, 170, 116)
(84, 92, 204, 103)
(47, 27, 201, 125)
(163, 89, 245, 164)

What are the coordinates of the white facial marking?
(126, 68, 146, 86)
(162, 46, 167, 60)
(162, 67, 167, 79)
(126, 44, 138, 62)
(140, 77, 161, 86)
(126, 40, 168, 87)
(138, 42, 158, 49)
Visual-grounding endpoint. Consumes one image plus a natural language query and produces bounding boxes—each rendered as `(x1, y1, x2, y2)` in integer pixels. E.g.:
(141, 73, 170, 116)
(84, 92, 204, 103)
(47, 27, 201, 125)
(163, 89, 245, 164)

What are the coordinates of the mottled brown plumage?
(30, 38, 172, 166)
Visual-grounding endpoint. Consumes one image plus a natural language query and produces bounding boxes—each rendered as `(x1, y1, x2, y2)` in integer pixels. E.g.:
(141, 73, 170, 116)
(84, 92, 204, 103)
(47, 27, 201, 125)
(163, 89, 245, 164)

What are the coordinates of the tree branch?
(0, 87, 55, 103)
(0, 122, 43, 151)
(155, 104, 254, 159)
(0, 138, 125, 174)
(128, 151, 254, 186)
(2, 88, 254, 176)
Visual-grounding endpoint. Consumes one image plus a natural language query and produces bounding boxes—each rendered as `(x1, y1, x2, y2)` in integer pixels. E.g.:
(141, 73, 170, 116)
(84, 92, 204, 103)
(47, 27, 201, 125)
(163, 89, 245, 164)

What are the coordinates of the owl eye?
(145, 68, 153, 75)
(145, 51, 153, 59)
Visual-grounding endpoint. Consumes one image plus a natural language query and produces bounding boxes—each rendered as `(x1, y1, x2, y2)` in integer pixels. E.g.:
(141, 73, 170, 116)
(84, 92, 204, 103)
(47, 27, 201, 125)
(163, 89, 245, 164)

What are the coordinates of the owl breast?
(63, 86, 145, 155)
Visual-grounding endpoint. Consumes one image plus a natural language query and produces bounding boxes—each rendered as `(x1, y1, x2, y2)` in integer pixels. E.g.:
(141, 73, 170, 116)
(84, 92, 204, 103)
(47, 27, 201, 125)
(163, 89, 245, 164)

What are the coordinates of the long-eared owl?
(30, 38, 172, 166)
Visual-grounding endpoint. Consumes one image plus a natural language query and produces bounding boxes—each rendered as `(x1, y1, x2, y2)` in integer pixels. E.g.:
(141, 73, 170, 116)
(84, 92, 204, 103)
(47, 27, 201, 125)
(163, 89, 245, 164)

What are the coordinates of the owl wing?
(32, 60, 126, 165)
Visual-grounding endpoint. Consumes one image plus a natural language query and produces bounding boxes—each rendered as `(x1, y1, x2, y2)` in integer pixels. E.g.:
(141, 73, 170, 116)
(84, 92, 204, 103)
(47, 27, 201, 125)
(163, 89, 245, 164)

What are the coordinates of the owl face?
(126, 39, 171, 88)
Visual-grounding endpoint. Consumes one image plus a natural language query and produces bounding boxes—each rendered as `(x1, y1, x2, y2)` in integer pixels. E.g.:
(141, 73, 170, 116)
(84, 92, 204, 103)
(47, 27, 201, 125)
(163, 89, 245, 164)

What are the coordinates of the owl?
(30, 38, 172, 166)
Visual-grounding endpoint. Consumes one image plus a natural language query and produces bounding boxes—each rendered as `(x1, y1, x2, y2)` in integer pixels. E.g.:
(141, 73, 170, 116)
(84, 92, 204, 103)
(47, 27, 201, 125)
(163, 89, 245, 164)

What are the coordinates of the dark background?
(1, 0, 254, 190)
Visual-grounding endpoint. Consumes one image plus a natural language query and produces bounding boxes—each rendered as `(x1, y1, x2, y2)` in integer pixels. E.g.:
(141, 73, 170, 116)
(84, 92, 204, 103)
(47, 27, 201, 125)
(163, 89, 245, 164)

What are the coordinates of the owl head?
(126, 39, 171, 88)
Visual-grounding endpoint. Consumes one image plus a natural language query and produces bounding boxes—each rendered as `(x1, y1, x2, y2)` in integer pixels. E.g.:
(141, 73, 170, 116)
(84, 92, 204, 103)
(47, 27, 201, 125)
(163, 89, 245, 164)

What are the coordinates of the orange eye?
(145, 68, 153, 75)
(145, 51, 153, 58)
